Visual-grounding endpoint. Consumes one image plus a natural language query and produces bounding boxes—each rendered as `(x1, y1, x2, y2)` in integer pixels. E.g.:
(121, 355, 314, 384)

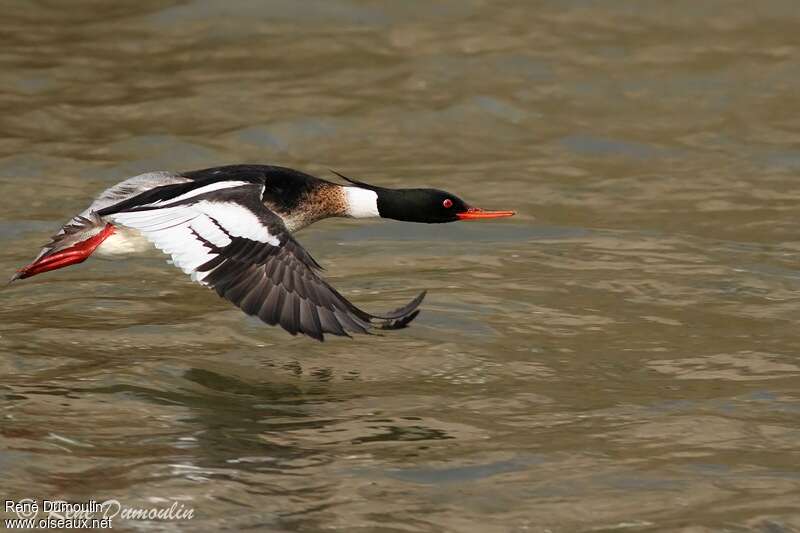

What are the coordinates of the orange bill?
(456, 207, 516, 220)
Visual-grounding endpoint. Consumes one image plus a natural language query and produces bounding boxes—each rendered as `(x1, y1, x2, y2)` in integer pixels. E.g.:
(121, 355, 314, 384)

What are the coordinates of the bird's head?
(334, 172, 515, 224)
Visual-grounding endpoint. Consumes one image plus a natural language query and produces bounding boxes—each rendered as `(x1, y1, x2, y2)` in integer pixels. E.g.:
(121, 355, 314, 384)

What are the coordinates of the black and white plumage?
(98, 178, 420, 340)
(12, 165, 514, 341)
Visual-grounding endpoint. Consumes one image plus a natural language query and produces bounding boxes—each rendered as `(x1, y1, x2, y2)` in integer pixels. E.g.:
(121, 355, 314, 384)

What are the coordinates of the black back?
(183, 165, 328, 212)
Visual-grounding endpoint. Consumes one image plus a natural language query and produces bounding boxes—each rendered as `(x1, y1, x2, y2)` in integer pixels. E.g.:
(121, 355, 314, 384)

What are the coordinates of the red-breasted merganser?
(11, 165, 515, 340)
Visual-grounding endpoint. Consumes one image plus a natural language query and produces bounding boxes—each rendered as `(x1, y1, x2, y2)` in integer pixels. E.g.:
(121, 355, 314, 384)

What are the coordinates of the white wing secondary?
(107, 185, 280, 283)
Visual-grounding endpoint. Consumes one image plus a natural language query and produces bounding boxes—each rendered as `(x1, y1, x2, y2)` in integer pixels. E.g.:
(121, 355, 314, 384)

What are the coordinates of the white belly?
(95, 226, 153, 257)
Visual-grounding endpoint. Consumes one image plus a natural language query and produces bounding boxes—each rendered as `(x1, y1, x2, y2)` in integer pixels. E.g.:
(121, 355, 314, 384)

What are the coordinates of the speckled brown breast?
(265, 182, 348, 233)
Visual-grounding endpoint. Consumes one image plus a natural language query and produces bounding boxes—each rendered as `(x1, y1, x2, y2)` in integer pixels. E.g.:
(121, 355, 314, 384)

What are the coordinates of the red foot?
(14, 224, 116, 280)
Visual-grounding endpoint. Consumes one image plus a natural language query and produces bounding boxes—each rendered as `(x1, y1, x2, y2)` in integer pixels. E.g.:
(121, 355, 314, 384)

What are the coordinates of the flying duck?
(11, 165, 515, 340)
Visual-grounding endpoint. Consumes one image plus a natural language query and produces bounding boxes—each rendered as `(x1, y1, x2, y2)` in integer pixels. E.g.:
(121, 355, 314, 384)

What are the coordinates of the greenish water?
(2, 1, 800, 531)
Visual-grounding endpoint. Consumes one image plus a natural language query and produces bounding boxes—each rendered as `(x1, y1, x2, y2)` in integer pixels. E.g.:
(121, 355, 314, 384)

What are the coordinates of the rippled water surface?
(2, 1, 800, 531)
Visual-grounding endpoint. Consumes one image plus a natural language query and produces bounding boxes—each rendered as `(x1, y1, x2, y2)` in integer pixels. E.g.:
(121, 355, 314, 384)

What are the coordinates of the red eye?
(443, 199, 453, 208)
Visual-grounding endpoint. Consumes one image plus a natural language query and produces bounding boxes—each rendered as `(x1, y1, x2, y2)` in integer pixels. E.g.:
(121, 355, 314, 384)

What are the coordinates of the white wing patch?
(193, 200, 278, 245)
(148, 180, 251, 207)
(108, 199, 280, 284)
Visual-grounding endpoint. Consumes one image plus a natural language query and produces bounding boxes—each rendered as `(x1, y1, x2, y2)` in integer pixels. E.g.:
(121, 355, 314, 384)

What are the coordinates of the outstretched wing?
(98, 181, 424, 341)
